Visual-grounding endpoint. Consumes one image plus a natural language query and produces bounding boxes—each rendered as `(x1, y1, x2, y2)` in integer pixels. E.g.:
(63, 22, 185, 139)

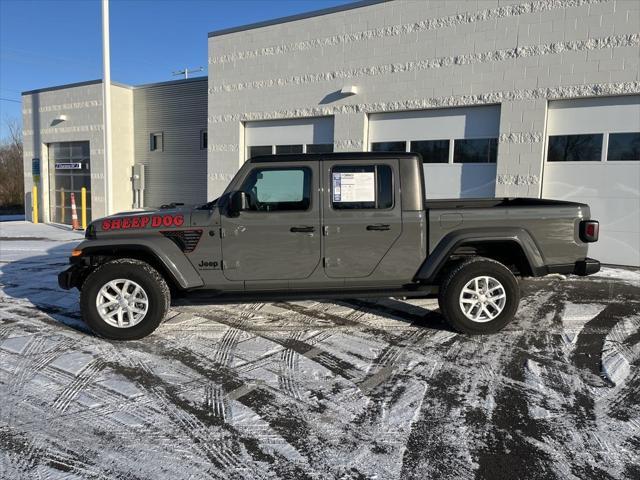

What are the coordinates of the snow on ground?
(0, 222, 639, 479)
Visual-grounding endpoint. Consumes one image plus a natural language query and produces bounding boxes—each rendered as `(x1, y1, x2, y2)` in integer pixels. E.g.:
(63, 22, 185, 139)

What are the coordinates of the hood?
(89, 205, 196, 235)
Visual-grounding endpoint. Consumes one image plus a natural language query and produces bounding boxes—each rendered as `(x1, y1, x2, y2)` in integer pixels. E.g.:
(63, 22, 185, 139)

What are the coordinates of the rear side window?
(331, 165, 393, 209)
(241, 167, 311, 212)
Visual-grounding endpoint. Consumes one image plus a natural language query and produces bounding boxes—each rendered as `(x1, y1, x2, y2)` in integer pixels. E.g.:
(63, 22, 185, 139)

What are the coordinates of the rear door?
(322, 159, 402, 278)
(220, 162, 321, 283)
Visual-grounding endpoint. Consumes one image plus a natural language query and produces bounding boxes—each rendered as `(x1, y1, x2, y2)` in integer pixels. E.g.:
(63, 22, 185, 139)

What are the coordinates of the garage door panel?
(424, 164, 497, 199)
(245, 117, 334, 157)
(589, 231, 640, 267)
(369, 106, 500, 142)
(543, 163, 640, 196)
(543, 96, 640, 266)
(370, 106, 500, 200)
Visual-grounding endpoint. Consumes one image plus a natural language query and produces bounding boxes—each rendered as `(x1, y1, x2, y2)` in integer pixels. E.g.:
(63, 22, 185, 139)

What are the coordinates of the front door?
(220, 162, 321, 283)
(322, 159, 402, 278)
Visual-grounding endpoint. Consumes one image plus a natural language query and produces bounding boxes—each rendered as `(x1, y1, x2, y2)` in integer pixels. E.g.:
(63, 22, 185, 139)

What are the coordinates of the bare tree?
(0, 119, 24, 212)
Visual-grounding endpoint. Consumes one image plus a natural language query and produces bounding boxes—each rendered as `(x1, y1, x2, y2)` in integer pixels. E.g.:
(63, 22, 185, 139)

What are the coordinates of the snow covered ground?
(0, 221, 638, 480)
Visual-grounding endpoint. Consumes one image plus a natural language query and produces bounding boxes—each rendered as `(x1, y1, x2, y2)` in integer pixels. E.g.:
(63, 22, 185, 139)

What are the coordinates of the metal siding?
(134, 80, 208, 207)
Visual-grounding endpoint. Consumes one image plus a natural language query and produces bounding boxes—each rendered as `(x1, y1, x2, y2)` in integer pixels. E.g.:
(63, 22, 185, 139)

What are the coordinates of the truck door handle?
(366, 224, 390, 231)
(290, 226, 315, 233)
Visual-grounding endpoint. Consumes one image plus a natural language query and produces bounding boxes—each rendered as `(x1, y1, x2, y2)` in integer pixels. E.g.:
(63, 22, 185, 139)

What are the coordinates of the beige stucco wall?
(22, 82, 136, 223)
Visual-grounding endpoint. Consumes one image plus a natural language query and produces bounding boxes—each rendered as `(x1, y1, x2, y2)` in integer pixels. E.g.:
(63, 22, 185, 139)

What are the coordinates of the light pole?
(102, 0, 113, 215)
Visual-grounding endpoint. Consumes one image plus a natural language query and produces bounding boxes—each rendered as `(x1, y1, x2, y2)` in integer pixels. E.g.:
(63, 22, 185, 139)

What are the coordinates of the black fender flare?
(77, 237, 204, 289)
(414, 227, 545, 283)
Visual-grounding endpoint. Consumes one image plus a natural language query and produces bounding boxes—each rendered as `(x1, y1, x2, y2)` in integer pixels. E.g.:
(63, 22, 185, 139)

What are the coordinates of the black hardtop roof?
(248, 152, 421, 163)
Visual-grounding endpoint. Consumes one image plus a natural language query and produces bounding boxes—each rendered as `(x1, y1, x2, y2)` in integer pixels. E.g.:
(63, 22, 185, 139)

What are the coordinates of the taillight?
(580, 220, 599, 243)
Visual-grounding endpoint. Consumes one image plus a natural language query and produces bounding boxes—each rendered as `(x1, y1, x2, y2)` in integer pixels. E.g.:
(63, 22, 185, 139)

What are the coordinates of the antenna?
(172, 66, 204, 79)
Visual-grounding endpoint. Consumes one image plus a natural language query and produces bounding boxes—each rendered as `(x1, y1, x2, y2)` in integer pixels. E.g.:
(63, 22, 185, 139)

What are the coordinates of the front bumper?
(58, 264, 87, 290)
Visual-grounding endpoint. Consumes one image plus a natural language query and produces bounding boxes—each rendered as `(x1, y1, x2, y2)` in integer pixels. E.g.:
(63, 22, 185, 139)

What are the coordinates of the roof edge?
(208, 0, 389, 38)
(21, 76, 207, 96)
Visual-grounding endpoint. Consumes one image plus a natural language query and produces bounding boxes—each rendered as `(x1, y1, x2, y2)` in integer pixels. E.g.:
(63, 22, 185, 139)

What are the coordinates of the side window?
(547, 134, 603, 162)
(607, 132, 640, 161)
(331, 165, 393, 210)
(240, 167, 311, 212)
(200, 129, 207, 150)
(150, 132, 164, 152)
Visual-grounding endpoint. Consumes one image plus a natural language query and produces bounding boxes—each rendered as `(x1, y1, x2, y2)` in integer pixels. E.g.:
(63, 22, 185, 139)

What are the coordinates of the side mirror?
(228, 191, 251, 216)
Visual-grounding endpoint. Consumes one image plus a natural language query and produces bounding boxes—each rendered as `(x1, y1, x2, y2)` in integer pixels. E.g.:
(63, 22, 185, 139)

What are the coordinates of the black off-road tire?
(438, 257, 520, 334)
(80, 258, 170, 340)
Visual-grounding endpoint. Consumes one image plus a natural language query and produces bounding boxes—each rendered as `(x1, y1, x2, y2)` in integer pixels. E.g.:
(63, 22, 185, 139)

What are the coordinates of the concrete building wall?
(207, 0, 640, 197)
(22, 81, 108, 222)
(133, 78, 208, 207)
(22, 78, 208, 222)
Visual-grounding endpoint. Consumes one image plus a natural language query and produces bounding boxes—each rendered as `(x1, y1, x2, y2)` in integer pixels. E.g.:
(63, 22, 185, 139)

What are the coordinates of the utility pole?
(172, 66, 204, 79)
(101, 0, 113, 215)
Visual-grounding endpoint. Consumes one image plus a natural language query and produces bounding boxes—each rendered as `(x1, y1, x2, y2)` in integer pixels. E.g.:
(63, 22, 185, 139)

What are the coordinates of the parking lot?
(0, 221, 638, 480)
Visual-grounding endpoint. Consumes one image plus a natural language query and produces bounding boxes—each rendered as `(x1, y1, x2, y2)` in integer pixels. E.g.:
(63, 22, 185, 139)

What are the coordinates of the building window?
(248, 145, 273, 159)
(200, 129, 207, 150)
(371, 141, 406, 152)
(150, 132, 164, 152)
(547, 134, 603, 162)
(410, 140, 450, 164)
(275, 144, 303, 154)
(453, 138, 498, 163)
(240, 167, 311, 211)
(607, 132, 640, 161)
(306, 143, 334, 154)
(331, 165, 393, 210)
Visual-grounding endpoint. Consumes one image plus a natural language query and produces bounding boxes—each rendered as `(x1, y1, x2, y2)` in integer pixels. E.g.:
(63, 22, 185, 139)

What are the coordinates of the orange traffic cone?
(70, 192, 81, 230)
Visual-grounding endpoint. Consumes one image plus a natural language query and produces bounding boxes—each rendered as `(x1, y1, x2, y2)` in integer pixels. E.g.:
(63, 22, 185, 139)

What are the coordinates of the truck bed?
(424, 198, 587, 210)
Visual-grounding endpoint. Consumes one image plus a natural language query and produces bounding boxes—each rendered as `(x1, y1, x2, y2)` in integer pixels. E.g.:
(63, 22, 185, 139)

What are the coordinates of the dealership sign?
(55, 162, 82, 170)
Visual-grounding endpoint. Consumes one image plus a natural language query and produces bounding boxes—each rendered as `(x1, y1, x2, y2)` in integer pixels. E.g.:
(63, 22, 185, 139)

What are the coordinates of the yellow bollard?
(32, 185, 39, 224)
(81, 187, 87, 230)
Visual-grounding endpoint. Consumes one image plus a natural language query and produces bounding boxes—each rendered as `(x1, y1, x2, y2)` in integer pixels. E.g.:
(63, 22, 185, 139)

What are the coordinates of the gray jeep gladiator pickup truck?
(59, 152, 601, 340)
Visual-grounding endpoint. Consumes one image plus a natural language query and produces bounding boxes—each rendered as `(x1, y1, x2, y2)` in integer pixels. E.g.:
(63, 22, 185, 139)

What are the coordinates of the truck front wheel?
(438, 257, 520, 334)
(80, 259, 170, 340)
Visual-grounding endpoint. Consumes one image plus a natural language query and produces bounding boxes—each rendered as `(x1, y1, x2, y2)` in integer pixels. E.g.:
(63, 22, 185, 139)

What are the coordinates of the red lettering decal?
(151, 216, 162, 228)
(140, 216, 150, 228)
(122, 218, 131, 229)
(132, 217, 141, 228)
(111, 219, 121, 230)
(173, 215, 184, 227)
(162, 215, 173, 227)
(102, 220, 111, 231)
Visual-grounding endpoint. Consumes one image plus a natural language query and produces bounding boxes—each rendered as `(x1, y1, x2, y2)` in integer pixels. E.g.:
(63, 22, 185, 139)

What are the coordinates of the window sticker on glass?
(332, 172, 375, 202)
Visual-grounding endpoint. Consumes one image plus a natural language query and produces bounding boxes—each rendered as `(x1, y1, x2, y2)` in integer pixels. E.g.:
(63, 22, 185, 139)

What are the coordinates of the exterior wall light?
(340, 85, 359, 96)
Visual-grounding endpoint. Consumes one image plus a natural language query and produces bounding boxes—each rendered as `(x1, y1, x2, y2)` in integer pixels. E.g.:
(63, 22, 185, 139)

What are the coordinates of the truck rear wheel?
(438, 257, 520, 334)
(80, 259, 170, 340)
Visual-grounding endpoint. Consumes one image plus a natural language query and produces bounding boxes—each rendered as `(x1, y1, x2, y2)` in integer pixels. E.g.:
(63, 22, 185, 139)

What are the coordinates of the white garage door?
(368, 106, 500, 199)
(245, 117, 334, 160)
(542, 96, 640, 267)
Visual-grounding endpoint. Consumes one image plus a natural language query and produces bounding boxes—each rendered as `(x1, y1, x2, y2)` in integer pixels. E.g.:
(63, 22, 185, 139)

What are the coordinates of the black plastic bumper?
(58, 265, 86, 290)
(540, 257, 601, 277)
(574, 258, 601, 276)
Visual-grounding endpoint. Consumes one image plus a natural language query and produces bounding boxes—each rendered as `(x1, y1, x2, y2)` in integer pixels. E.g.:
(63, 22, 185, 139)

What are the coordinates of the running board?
(177, 286, 439, 305)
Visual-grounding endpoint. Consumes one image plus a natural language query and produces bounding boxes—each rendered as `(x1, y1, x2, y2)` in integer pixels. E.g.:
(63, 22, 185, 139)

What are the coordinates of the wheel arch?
(79, 241, 203, 291)
(414, 228, 545, 283)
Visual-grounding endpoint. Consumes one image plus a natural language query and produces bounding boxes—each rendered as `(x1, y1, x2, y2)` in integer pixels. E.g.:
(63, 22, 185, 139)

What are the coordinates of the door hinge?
(219, 228, 225, 238)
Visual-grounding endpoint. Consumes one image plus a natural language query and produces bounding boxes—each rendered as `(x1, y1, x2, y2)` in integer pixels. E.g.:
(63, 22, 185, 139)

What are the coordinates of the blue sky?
(0, 0, 350, 138)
